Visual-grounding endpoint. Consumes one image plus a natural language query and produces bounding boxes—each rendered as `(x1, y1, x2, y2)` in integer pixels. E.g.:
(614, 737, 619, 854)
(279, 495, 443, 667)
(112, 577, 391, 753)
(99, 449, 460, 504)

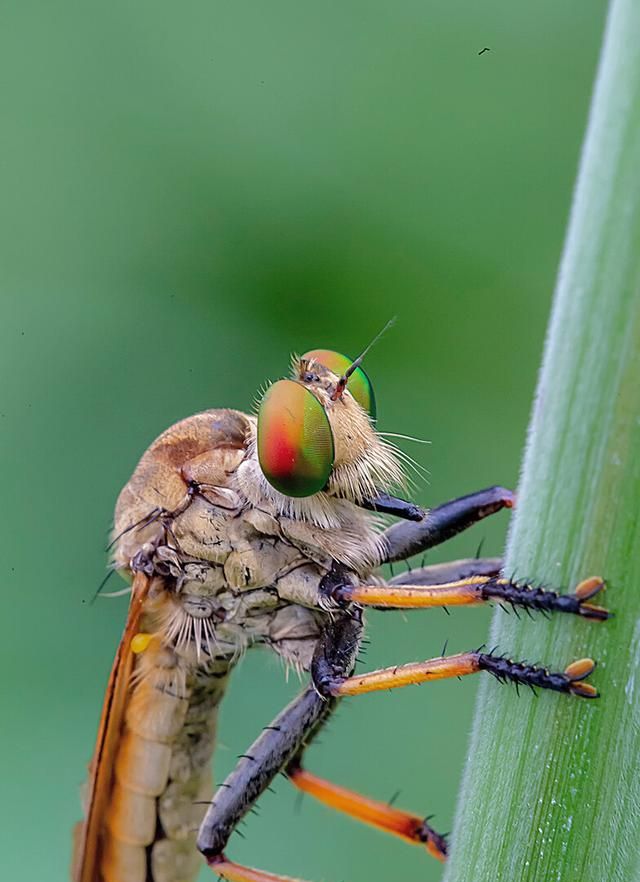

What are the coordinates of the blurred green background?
(0, 2, 607, 880)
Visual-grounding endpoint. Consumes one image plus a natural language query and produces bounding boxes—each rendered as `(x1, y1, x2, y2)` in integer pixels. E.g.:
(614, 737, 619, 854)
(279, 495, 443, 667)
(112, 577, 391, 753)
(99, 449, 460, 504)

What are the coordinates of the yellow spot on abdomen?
(131, 633, 153, 654)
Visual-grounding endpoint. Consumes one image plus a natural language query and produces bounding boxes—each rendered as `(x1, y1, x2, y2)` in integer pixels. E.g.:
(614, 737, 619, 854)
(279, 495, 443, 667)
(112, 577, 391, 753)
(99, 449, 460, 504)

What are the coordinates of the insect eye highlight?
(301, 349, 376, 419)
(257, 379, 335, 498)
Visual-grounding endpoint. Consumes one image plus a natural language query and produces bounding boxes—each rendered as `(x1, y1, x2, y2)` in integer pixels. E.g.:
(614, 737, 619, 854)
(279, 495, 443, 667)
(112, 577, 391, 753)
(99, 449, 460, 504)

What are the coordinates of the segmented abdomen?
(100, 656, 229, 882)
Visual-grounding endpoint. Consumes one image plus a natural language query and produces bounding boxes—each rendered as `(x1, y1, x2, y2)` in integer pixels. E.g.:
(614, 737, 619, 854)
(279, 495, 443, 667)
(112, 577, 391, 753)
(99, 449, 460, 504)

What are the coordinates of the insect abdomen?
(100, 658, 229, 882)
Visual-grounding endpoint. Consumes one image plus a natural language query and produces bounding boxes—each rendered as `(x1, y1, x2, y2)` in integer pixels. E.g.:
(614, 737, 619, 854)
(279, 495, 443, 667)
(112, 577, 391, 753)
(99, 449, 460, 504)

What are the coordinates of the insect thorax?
(111, 409, 386, 676)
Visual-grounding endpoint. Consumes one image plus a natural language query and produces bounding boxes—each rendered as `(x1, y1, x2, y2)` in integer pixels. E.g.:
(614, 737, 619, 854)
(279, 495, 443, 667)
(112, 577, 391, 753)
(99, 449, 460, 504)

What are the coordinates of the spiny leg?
(285, 759, 447, 862)
(317, 650, 599, 699)
(381, 485, 514, 564)
(201, 617, 601, 882)
(330, 572, 609, 621)
(198, 613, 362, 882)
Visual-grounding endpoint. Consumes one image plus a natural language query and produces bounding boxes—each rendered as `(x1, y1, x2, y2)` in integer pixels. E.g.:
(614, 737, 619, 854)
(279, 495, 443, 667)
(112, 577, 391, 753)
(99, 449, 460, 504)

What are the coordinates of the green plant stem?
(443, 1, 640, 881)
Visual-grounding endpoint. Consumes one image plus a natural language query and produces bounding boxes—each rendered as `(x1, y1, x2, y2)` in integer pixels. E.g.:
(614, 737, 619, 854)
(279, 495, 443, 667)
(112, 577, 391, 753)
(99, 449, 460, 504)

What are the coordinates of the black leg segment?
(197, 611, 363, 861)
(388, 556, 502, 586)
(380, 485, 514, 564)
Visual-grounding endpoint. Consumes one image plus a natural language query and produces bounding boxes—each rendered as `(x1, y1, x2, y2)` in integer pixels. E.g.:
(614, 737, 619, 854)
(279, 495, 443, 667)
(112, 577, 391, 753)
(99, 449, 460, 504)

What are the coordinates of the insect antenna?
(330, 317, 396, 401)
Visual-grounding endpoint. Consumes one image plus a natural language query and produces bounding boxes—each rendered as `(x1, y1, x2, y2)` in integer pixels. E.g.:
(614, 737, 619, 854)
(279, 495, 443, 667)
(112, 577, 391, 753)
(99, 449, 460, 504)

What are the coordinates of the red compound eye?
(257, 379, 334, 498)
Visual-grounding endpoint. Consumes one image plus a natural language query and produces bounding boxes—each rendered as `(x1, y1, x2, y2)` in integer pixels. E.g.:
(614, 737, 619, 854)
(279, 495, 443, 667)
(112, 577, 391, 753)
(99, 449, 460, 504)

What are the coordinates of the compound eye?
(302, 349, 376, 419)
(257, 379, 335, 498)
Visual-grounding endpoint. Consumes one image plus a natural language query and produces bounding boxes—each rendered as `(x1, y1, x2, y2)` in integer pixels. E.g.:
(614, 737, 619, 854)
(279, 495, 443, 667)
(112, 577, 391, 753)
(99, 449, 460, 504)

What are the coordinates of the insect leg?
(381, 485, 514, 563)
(315, 650, 600, 699)
(359, 491, 425, 521)
(206, 860, 308, 881)
(388, 556, 503, 584)
(284, 759, 447, 861)
(198, 612, 362, 882)
(332, 574, 610, 620)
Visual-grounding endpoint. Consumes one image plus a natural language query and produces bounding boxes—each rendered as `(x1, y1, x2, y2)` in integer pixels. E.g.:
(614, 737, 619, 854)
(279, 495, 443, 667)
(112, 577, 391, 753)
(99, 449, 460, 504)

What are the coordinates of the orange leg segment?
(346, 578, 485, 608)
(333, 652, 480, 696)
(201, 573, 606, 882)
(287, 765, 447, 861)
(327, 651, 599, 699)
(209, 856, 311, 882)
(336, 575, 609, 621)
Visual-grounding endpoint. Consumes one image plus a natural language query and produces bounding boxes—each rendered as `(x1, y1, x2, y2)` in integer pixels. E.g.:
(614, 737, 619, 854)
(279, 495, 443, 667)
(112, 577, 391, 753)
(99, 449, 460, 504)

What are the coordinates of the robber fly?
(73, 337, 609, 882)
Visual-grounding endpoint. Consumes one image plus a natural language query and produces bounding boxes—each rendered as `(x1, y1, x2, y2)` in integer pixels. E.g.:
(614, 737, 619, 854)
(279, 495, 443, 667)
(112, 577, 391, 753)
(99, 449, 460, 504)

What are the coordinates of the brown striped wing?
(72, 572, 151, 882)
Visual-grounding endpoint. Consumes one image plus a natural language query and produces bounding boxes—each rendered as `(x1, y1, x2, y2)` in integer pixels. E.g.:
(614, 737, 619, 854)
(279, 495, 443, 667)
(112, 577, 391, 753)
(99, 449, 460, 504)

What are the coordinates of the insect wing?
(72, 572, 151, 882)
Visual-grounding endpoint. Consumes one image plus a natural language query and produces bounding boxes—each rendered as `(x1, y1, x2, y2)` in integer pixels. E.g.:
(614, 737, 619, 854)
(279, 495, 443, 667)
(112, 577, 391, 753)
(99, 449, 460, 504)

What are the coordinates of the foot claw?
(565, 657, 599, 698)
(573, 577, 611, 620)
(579, 602, 610, 620)
(564, 657, 595, 680)
(575, 576, 605, 601)
(569, 681, 599, 699)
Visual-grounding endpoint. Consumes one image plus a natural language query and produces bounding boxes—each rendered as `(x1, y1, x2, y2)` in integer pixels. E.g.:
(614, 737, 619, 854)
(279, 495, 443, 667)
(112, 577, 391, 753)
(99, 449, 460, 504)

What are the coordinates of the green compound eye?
(301, 349, 376, 419)
(257, 379, 335, 498)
